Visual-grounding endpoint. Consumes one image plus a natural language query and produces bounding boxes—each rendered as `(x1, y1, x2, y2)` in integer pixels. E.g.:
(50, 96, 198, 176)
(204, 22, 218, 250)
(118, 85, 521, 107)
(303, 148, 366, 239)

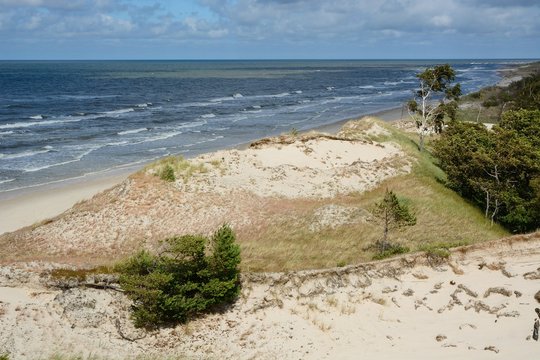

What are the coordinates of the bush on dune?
(117, 225, 241, 329)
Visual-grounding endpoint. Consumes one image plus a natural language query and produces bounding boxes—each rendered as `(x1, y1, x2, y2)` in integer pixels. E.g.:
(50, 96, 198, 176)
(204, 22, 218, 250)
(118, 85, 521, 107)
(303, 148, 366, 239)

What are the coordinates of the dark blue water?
(0, 60, 519, 192)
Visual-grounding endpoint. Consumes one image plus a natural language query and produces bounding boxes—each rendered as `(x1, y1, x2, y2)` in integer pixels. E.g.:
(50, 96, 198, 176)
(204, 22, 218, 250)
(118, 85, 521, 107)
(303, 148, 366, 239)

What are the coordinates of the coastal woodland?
(432, 70, 540, 233)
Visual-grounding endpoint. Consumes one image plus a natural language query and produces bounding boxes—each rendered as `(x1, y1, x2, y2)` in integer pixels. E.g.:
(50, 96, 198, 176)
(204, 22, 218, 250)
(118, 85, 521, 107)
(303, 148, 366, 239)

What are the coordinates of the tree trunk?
(418, 132, 425, 152)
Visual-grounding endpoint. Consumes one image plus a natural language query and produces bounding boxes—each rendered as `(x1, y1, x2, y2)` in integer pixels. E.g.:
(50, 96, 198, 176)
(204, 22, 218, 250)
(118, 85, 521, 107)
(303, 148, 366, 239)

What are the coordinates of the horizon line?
(1, 57, 539, 62)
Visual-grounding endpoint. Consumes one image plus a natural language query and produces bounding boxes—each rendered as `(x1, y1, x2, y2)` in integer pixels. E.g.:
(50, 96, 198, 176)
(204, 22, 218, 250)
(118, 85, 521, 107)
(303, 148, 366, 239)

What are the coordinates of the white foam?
(251, 92, 291, 99)
(0, 131, 14, 136)
(104, 108, 135, 116)
(23, 146, 101, 172)
(201, 113, 216, 119)
(326, 86, 335, 91)
(358, 85, 375, 89)
(177, 120, 206, 129)
(211, 93, 244, 102)
(207, 135, 224, 142)
(0, 149, 50, 160)
(23, 158, 81, 172)
(294, 90, 303, 94)
(0, 117, 82, 130)
(0, 178, 15, 185)
(106, 140, 130, 146)
(176, 101, 215, 107)
(29, 115, 45, 120)
(142, 131, 183, 143)
(118, 128, 148, 135)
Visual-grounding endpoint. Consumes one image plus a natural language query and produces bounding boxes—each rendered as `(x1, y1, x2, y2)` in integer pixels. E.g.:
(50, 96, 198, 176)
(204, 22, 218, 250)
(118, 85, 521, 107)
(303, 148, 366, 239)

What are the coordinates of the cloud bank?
(1, 0, 538, 59)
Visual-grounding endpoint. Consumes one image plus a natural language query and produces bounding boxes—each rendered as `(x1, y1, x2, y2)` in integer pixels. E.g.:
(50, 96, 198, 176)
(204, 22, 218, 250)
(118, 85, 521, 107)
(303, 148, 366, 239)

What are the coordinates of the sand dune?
(0, 116, 537, 359)
(0, 119, 410, 265)
(0, 232, 538, 359)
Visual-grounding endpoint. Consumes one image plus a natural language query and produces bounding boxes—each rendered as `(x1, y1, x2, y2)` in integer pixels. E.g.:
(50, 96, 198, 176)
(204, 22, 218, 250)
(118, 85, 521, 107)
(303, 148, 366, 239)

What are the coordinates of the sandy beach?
(0, 172, 129, 235)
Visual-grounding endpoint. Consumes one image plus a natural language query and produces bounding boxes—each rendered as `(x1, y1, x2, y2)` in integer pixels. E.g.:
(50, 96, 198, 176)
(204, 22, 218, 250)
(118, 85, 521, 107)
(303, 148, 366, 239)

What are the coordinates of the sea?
(0, 60, 525, 193)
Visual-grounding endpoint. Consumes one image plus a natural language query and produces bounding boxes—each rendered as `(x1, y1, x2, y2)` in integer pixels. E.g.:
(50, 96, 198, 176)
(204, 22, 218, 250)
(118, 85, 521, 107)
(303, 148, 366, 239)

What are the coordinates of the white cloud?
(431, 15, 452, 27)
(0, 0, 539, 58)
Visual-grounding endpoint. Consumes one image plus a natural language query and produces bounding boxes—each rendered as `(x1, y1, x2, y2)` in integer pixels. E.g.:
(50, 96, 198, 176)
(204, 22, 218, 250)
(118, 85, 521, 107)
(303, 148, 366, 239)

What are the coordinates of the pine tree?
(372, 189, 416, 254)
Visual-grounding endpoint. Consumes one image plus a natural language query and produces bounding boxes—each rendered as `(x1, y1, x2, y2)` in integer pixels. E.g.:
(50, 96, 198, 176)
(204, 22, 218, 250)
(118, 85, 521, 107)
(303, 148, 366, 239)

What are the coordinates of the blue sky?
(1, 0, 539, 59)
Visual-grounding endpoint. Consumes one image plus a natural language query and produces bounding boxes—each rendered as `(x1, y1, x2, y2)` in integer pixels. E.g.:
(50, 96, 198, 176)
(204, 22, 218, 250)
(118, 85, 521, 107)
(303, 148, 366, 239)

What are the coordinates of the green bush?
(418, 240, 470, 264)
(372, 244, 410, 260)
(117, 225, 241, 329)
(159, 164, 176, 182)
(434, 110, 540, 232)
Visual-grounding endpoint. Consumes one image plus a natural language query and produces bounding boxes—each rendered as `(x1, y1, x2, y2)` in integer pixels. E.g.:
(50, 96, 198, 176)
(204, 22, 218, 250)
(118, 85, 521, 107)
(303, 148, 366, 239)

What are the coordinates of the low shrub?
(372, 243, 410, 260)
(159, 164, 176, 182)
(418, 240, 470, 264)
(117, 225, 241, 329)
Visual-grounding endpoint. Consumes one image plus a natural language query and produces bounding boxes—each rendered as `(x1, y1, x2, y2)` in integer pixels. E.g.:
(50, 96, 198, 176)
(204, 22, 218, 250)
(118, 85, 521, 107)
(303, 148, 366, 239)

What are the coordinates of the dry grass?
(235, 119, 507, 272)
(0, 118, 509, 272)
(145, 155, 208, 183)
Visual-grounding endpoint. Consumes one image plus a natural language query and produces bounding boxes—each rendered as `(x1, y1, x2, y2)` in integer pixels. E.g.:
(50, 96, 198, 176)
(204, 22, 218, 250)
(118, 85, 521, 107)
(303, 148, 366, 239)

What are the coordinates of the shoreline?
(0, 106, 405, 235)
(1, 60, 531, 235)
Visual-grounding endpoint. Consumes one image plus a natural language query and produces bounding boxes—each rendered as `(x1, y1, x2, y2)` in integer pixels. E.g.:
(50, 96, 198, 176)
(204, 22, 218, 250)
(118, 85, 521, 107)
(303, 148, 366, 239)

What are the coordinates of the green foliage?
(407, 64, 461, 150)
(290, 127, 299, 136)
(159, 164, 176, 182)
(371, 189, 416, 256)
(0, 353, 9, 360)
(372, 244, 410, 260)
(117, 225, 241, 329)
(418, 240, 470, 261)
(49, 265, 114, 281)
(508, 72, 540, 110)
(434, 110, 540, 232)
(476, 72, 540, 121)
(149, 155, 207, 184)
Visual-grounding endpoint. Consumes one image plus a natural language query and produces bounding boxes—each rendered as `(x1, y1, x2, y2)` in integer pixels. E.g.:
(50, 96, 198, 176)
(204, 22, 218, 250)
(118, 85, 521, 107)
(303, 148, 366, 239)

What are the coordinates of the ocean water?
(0, 60, 521, 193)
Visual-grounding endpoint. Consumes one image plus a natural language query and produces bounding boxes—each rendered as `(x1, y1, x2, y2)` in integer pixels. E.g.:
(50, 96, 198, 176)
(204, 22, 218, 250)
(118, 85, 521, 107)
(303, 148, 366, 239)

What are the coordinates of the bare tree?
(408, 64, 461, 151)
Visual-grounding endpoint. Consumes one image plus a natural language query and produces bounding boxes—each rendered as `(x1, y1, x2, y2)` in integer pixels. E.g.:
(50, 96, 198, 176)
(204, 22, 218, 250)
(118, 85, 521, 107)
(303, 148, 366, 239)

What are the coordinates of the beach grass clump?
(160, 164, 176, 182)
(148, 155, 207, 183)
(372, 243, 410, 260)
(418, 240, 471, 264)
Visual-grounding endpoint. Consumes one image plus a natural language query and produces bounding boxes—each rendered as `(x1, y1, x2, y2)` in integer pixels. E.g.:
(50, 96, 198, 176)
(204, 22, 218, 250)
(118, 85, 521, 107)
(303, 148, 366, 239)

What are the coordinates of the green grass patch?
(239, 118, 508, 271)
(146, 155, 207, 184)
(372, 244, 410, 260)
(418, 240, 471, 262)
(49, 266, 115, 281)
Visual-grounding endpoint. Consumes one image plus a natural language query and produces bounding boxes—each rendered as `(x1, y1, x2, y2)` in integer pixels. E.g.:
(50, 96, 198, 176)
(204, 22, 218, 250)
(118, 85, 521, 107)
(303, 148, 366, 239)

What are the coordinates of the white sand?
(185, 134, 409, 199)
(0, 174, 127, 235)
(0, 234, 538, 359)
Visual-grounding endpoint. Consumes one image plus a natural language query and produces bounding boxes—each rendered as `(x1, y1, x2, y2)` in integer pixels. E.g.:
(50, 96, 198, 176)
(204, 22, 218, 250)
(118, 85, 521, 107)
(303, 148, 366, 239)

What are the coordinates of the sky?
(1, 0, 539, 60)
